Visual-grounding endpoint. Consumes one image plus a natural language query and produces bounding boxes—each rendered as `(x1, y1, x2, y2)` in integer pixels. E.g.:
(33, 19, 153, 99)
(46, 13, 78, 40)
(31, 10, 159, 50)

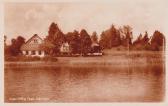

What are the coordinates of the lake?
(5, 62, 165, 102)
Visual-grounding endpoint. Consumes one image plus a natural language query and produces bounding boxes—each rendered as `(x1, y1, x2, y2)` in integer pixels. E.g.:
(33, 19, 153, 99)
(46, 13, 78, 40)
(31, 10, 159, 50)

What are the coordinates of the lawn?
(5, 51, 165, 68)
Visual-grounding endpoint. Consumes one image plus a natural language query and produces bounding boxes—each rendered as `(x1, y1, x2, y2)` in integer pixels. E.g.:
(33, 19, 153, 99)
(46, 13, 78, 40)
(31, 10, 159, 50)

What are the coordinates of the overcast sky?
(4, 0, 168, 44)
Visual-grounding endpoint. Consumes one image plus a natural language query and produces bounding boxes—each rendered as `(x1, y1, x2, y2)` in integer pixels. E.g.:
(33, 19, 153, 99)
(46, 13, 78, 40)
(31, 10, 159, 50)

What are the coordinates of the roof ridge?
(25, 34, 43, 44)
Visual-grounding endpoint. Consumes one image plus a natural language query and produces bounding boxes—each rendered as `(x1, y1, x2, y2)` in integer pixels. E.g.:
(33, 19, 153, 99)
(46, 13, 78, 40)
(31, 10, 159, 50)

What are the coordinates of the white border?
(1, 0, 168, 106)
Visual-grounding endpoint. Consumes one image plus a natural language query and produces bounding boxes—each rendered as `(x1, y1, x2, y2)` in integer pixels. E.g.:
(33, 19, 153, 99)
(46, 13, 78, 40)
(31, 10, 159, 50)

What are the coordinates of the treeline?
(43, 22, 95, 56)
(99, 25, 165, 51)
(4, 22, 165, 56)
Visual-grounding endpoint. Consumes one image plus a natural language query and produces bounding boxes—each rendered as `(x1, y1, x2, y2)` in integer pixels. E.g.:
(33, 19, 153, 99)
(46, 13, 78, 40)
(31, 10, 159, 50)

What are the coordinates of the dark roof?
(20, 34, 45, 51)
(25, 34, 43, 44)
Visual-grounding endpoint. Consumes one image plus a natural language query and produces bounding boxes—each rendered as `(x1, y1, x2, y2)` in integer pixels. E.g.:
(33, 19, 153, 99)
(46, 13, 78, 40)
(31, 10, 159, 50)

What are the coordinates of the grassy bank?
(4, 51, 165, 68)
(5, 56, 58, 62)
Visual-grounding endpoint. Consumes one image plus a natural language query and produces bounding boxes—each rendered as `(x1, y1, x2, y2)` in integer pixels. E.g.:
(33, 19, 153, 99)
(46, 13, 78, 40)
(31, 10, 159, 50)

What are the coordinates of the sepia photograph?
(3, 0, 166, 103)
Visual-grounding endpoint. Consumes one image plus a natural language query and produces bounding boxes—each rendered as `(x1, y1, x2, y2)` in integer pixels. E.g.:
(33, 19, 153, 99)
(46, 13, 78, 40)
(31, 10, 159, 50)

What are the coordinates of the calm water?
(5, 64, 165, 102)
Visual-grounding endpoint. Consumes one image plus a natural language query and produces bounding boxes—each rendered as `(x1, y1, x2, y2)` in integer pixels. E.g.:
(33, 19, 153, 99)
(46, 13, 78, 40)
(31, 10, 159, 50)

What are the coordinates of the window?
(38, 51, 41, 55)
(26, 51, 29, 55)
(31, 51, 35, 55)
(34, 39, 38, 43)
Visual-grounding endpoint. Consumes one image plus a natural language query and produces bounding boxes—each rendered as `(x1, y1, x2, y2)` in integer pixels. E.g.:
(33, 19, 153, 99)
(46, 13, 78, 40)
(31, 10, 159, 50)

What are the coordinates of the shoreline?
(5, 56, 165, 68)
(5, 51, 165, 67)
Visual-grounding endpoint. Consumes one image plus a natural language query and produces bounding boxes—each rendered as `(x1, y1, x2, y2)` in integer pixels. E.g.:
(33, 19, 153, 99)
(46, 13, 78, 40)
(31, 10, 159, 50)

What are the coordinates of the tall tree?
(91, 31, 98, 43)
(151, 30, 165, 51)
(45, 22, 65, 54)
(66, 30, 81, 54)
(99, 25, 121, 49)
(119, 25, 133, 48)
(133, 33, 142, 45)
(133, 32, 150, 50)
(80, 29, 92, 55)
(141, 31, 149, 45)
(99, 31, 110, 49)
(110, 25, 121, 47)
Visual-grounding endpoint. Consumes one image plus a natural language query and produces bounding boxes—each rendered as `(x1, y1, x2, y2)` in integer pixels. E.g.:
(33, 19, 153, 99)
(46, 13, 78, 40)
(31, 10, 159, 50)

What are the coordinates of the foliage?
(91, 31, 98, 43)
(99, 24, 165, 51)
(80, 29, 92, 55)
(150, 30, 165, 51)
(41, 56, 58, 62)
(45, 22, 65, 54)
(6, 36, 25, 56)
(119, 25, 133, 47)
(100, 25, 132, 49)
(5, 56, 41, 61)
(5, 55, 58, 62)
(65, 30, 81, 54)
(132, 32, 150, 50)
(5, 22, 166, 59)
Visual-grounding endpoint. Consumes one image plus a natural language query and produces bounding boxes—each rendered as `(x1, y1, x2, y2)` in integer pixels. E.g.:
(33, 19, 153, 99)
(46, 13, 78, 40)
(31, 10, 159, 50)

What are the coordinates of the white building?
(20, 34, 45, 57)
(60, 42, 70, 54)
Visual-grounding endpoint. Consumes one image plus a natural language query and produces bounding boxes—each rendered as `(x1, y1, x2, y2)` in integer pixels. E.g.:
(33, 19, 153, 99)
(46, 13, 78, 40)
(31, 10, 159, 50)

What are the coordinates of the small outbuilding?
(91, 43, 102, 53)
(88, 43, 103, 56)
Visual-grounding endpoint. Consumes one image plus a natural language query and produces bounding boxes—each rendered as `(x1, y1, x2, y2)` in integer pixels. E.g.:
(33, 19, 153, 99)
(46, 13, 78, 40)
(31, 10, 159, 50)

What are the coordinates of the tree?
(91, 31, 98, 43)
(99, 25, 121, 49)
(141, 31, 149, 45)
(99, 31, 109, 49)
(120, 25, 133, 47)
(45, 22, 66, 54)
(80, 29, 92, 55)
(133, 32, 150, 50)
(41, 39, 55, 55)
(133, 33, 143, 45)
(66, 30, 81, 54)
(9, 36, 25, 56)
(110, 25, 121, 47)
(151, 30, 165, 51)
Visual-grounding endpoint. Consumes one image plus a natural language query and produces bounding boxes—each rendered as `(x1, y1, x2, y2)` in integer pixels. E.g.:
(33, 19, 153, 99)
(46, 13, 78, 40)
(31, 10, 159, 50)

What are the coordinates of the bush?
(5, 56, 18, 61)
(41, 56, 58, 62)
(4, 55, 58, 62)
(31, 56, 41, 61)
(15, 56, 41, 61)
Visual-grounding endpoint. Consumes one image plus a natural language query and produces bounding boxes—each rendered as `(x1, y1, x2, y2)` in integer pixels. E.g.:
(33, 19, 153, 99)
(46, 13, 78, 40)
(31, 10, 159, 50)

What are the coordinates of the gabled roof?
(25, 34, 43, 44)
(20, 34, 45, 51)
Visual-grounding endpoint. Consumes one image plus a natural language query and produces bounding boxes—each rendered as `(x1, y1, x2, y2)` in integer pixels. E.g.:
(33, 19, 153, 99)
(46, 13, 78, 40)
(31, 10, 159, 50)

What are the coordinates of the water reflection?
(5, 65, 165, 102)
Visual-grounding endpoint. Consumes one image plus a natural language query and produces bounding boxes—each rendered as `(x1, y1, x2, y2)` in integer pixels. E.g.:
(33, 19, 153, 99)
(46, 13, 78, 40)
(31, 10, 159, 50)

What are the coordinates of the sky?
(4, 0, 168, 44)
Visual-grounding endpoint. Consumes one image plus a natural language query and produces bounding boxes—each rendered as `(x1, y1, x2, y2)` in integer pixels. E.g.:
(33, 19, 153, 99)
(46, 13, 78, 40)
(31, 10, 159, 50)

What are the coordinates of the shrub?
(4, 55, 49, 62)
(41, 56, 58, 62)
(16, 56, 41, 61)
(5, 56, 18, 61)
(31, 56, 41, 61)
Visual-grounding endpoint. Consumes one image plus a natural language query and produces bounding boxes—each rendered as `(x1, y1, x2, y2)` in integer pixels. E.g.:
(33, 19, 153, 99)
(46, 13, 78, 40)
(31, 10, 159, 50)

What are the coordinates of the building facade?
(20, 34, 45, 57)
(60, 42, 71, 54)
